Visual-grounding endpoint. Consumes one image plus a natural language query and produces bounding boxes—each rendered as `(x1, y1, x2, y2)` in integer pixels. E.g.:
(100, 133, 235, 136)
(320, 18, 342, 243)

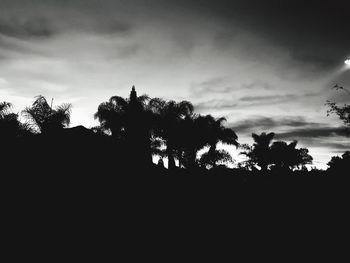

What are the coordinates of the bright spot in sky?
(345, 58, 350, 65)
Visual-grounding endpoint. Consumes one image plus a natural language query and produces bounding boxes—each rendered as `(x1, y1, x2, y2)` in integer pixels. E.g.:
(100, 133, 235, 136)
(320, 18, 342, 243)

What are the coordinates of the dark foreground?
(2, 131, 346, 254)
(1, 127, 347, 205)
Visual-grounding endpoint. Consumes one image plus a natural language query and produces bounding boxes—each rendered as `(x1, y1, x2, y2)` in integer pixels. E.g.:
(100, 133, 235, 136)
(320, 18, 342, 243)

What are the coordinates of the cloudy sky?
(0, 0, 349, 168)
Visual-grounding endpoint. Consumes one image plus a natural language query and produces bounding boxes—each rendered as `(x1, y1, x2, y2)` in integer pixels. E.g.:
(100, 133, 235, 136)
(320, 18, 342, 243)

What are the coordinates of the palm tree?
(1, 102, 15, 138)
(204, 116, 238, 168)
(249, 132, 275, 172)
(0, 102, 12, 117)
(22, 95, 72, 134)
(149, 98, 194, 170)
(94, 86, 154, 166)
(178, 114, 214, 169)
(1, 101, 33, 138)
(94, 86, 151, 139)
(270, 140, 313, 171)
(94, 96, 128, 138)
(199, 149, 233, 169)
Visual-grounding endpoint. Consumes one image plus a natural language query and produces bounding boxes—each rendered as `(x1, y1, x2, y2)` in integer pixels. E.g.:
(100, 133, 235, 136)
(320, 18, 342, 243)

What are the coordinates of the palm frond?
(55, 103, 72, 127)
(22, 106, 42, 132)
(0, 101, 12, 112)
(138, 94, 150, 104)
(220, 128, 239, 146)
(110, 96, 128, 109)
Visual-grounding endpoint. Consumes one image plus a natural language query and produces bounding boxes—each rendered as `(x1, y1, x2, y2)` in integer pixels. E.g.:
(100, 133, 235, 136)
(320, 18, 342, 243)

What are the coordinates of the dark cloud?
(0, 34, 50, 61)
(275, 127, 349, 140)
(0, 1, 133, 38)
(195, 92, 318, 112)
(320, 142, 350, 151)
(230, 116, 321, 134)
(1, 0, 348, 70)
(276, 127, 350, 154)
(191, 79, 275, 101)
(240, 92, 318, 102)
(195, 0, 349, 69)
(0, 17, 54, 39)
(194, 97, 271, 111)
(230, 117, 349, 154)
(192, 79, 274, 96)
(100, 21, 132, 35)
(241, 81, 273, 90)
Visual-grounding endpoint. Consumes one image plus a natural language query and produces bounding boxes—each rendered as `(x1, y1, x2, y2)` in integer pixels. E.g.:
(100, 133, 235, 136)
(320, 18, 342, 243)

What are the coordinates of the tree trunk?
(168, 155, 176, 170)
(208, 145, 217, 169)
(167, 146, 176, 170)
(261, 164, 268, 173)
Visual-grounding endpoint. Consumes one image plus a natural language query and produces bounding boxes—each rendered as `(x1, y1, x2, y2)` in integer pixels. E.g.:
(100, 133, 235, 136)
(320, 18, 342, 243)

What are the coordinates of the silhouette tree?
(94, 96, 128, 138)
(204, 116, 238, 168)
(327, 151, 350, 172)
(243, 132, 275, 172)
(177, 115, 217, 169)
(270, 140, 313, 171)
(295, 148, 314, 170)
(199, 149, 233, 169)
(95, 86, 154, 166)
(1, 102, 17, 138)
(0, 102, 12, 116)
(326, 84, 350, 127)
(94, 87, 151, 139)
(149, 98, 194, 170)
(0, 102, 32, 138)
(157, 158, 165, 169)
(1, 87, 330, 176)
(239, 144, 258, 171)
(23, 96, 72, 134)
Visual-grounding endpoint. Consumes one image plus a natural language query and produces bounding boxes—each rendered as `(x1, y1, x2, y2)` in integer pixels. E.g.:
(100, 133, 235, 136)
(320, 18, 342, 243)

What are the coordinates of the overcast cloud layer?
(0, 0, 349, 168)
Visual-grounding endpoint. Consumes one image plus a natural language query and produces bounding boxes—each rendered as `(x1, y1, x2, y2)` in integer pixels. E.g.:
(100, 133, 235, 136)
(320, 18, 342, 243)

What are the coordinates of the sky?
(0, 0, 349, 169)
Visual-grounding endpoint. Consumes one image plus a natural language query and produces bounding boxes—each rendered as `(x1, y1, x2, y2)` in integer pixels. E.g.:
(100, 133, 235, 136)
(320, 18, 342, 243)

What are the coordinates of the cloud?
(0, 17, 54, 39)
(241, 81, 273, 90)
(275, 127, 349, 139)
(276, 127, 350, 156)
(240, 94, 298, 102)
(195, 99, 238, 111)
(191, 78, 275, 99)
(191, 77, 232, 97)
(194, 92, 319, 112)
(229, 116, 321, 133)
(0, 32, 55, 62)
(229, 116, 349, 165)
(214, 0, 349, 69)
(0, 77, 8, 85)
(320, 142, 350, 151)
(0, 2, 134, 40)
(241, 92, 319, 102)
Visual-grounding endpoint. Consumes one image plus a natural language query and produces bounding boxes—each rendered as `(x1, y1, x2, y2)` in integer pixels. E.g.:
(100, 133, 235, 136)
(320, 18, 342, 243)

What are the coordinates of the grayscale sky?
(0, 0, 349, 168)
